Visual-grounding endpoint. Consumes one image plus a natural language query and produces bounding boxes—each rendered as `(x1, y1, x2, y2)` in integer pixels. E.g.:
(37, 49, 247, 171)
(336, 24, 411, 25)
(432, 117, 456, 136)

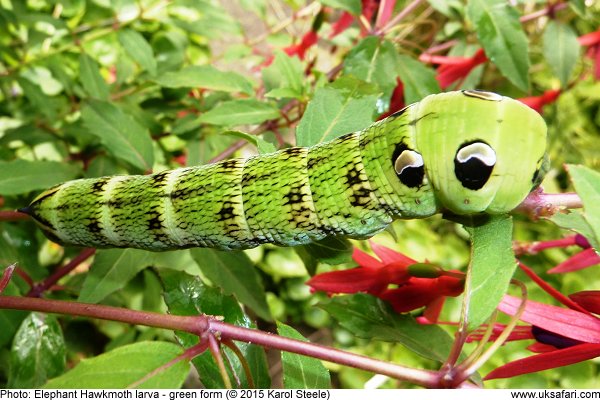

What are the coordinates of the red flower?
(329, 12, 355, 38)
(484, 295, 600, 380)
(518, 89, 561, 113)
(548, 248, 600, 273)
(307, 243, 464, 315)
(378, 79, 405, 119)
(284, 31, 319, 60)
(379, 275, 464, 313)
(468, 324, 534, 344)
(328, 0, 391, 38)
(420, 48, 487, 89)
(578, 29, 600, 80)
(569, 291, 600, 315)
(374, 0, 396, 30)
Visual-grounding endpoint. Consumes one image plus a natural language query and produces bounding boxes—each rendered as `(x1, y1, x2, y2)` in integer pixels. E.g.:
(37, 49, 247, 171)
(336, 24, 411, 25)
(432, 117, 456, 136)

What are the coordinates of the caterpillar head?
(408, 90, 548, 215)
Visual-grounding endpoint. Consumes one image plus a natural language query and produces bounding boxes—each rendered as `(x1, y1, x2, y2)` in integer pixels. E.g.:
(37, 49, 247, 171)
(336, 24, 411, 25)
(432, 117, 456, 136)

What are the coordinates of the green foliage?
(464, 215, 516, 330)
(160, 270, 271, 388)
(0, 0, 599, 390)
(565, 165, 600, 250)
(9, 313, 65, 388)
(543, 22, 581, 88)
(0, 160, 80, 195)
(277, 323, 331, 389)
(295, 76, 379, 146)
(78, 249, 154, 303)
(321, 294, 455, 363)
(190, 249, 271, 321)
(43, 342, 188, 389)
(466, 0, 530, 90)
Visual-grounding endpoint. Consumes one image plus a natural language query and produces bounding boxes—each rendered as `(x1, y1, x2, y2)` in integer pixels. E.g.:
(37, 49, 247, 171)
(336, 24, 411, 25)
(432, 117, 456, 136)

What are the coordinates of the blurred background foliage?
(0, 0, 599, 389)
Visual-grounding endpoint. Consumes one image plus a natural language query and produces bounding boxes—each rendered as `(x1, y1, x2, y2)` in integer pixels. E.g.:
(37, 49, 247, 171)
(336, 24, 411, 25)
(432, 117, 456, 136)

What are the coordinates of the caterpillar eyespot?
(454, 142, 496, 190)
(394, 149, 425, 188)
(22, 91, 548, 251)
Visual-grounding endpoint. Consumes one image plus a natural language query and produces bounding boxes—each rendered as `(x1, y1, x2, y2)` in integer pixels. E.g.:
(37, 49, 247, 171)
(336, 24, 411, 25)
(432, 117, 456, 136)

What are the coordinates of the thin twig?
(127, 341, 209, 389)
(208, 333, 232, 389)
(376, 0, 425, 35)
(454, 280, 528, 380)
(223, 339, 256, 388)
(28, 248, 96, 297)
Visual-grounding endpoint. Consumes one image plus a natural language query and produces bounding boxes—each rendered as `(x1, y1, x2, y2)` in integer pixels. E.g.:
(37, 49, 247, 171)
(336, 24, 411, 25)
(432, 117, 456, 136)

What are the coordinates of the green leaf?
(118, 29, 157, 76)
(395, 54, 441, 104)
(296, 76, 379, 147)
(8, 313, 65, 388)
(0, 305, 27, 349)
(427, 0, 463, 18)
(0, 160, 80, 196)
(78, 249, 153, 303)
(189, 249, 271, 321)
(321, 294, 455, 362)
(295, 237, 353, 275)
(198, 99, 280, 126)
(543, 21, 580, 88)
(79, 53, 110, 100)
(160, 270, 271, 388)
(44, 341, 188, 389)
(17, 77, 62, 120)
(81, 100, 154, 172)
(566, 164, 600, 251)
(343, 37, 400, 100)
(467, 0, 530, 91)
(320, 0, 361, 15)
(277, 323, 331, 389)
(257, 136, 278, 154)
(222, 130, 277, 154)
(263, 51, 305, 99)
(550, 212, 599, 252)
(464, 214, 516, 330)
(154, 65, 253, 94)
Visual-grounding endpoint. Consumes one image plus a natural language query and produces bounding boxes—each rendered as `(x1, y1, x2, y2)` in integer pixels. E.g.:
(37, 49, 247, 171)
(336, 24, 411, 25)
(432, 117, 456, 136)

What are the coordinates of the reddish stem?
(516, 190, 583, 218)
(14, 267, 34, 288)
(0, 295, 454, 387)
(208, 140, 248, 164)
(28, 248, 96, 297)
(0, 210, 30, 221)
(514, 235, 578, 255)
(518, 262, 591, 315)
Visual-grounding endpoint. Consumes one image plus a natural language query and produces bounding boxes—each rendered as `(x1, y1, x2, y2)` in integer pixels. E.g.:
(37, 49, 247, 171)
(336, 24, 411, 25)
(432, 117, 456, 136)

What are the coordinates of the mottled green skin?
(25, 91, 547, 251)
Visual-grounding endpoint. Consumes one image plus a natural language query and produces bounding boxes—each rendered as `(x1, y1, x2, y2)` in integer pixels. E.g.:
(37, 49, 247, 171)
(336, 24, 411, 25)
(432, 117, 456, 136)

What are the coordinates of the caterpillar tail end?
(17, 206, 32, 215)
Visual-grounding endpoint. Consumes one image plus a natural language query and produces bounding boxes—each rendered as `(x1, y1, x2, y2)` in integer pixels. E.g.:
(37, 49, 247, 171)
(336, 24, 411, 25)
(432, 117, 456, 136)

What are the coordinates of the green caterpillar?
(22, 90, 548, 251)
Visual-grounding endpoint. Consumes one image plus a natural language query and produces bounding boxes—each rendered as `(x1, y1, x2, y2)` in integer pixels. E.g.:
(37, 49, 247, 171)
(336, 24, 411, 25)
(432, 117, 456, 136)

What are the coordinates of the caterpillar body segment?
(23, 91, 548, 251)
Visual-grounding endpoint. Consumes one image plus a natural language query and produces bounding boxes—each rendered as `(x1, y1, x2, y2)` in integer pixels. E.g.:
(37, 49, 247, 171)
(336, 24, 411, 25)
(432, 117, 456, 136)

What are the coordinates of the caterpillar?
(21, 90, 548, 251)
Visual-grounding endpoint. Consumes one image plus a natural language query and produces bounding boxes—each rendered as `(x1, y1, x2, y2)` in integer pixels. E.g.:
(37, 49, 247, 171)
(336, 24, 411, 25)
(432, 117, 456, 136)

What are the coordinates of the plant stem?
(516, 190, 583, 218)
(210, 320, 441, 387)
(376, 0, 425, 35)
(28, 248, 96, 297)
(0, 211, 29, 221)
(0, 295, 210, 334)
(0, 295, 446, 387)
